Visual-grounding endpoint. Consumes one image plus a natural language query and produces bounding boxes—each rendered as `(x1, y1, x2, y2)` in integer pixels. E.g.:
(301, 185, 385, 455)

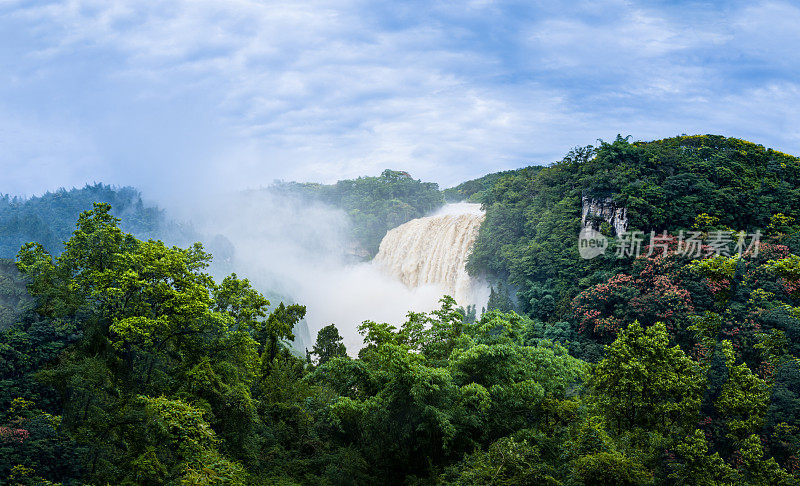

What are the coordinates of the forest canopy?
(3, 135, 800, 484)
(0, 184, 165, 258)
(469, 135, 800, 321)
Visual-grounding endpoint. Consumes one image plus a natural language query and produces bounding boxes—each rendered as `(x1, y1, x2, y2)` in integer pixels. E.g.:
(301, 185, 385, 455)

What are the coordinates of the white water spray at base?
(186, 195, 489, 353)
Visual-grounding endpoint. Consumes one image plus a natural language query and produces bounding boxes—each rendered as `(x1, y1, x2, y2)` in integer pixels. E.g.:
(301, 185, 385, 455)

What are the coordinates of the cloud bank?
(2, 0, 799, 198)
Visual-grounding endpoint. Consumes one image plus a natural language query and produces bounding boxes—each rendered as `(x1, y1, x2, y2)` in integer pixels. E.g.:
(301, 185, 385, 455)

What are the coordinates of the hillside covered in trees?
(470, 135, 800, 319)
(0, 184, 166, 258)
(0, 172, 445, 263)
(272, 169, 444, 256)
(2, 135, 800, 484)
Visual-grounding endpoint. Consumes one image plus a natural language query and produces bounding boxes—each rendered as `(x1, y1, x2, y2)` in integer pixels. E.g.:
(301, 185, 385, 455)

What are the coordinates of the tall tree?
(590, 321, 704, 440)
(311, 324, 347, 365)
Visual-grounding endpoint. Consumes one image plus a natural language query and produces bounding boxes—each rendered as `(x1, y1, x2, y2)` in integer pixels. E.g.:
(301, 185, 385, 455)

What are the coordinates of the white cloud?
(731, 1, 800, 70)
(1, 0, 799, 197)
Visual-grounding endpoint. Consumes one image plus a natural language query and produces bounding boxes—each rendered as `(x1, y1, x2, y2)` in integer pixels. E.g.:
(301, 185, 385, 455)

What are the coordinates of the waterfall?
(373, 202, 489, 308)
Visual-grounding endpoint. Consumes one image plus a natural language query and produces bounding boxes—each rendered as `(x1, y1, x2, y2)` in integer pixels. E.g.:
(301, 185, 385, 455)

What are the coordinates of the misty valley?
(3, 136, 800, 485)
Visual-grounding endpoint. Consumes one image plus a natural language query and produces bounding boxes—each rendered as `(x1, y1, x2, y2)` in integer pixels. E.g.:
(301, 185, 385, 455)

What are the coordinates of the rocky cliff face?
(581, 196, 628, 235)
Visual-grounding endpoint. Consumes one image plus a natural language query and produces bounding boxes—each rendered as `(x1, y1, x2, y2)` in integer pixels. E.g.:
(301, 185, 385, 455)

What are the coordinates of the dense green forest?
(0, 184, 166, 258)
(442, 167, 543, 204)
(272, 169, 444, 256)
(0, 259, 31, 331)
(470, 135, 800, 321)
(3, 134, 800, 484)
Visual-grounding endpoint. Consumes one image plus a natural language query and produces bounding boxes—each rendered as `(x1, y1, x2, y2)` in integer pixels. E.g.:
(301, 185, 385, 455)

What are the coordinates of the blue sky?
(2, 0, 800, 198)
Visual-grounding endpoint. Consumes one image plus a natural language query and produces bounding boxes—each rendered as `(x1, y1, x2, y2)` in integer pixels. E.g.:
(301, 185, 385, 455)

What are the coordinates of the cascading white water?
(199, 195, 490, 353)
(373, 202, 489, 308)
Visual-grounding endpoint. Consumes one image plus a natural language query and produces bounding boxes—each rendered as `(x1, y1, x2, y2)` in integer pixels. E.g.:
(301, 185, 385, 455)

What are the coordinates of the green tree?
(127, 395, 246, 485)
(13, 203, 273, 483)
(259, 302, 306, 368)
(715, 341, 771, 442)
(439, 436, 559, 485)
(668, 430, 738, 486)
(311, 324, 347, 365)
(590, 321, 704, 440)
(737, 433, 794, 486)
